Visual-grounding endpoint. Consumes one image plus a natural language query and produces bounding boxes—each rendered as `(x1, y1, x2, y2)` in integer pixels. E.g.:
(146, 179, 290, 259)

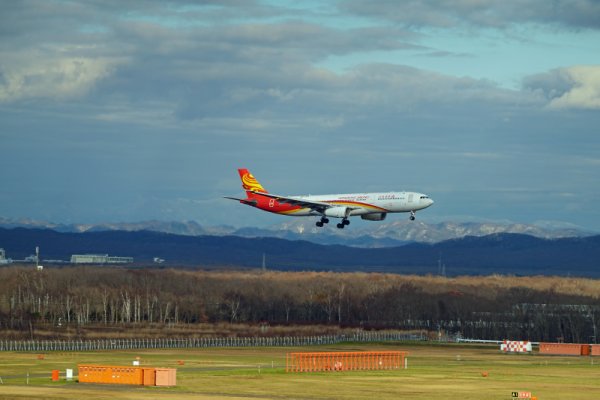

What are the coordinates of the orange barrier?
(51, 370, 59, 381)
(539, 343, 590, 356)
(78, 365, 176, 386)
(591, 345, 600, 356)
(582, 344, 591, 356)
(286, 351, 407, 373)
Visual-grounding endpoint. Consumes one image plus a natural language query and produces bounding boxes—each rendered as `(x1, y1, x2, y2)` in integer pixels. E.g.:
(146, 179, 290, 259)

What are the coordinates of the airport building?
(0, 248, 11, 264)
(70, 254, 133, 264)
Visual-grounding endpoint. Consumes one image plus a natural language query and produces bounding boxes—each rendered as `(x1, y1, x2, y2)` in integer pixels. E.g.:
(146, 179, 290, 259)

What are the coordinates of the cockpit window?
(420, 196, 429, 199)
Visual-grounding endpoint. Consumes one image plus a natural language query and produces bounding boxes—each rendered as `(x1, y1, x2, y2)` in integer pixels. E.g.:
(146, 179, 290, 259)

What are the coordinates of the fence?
(0, 332, 426, 352)
(539, 342, 590, 356)
(286, 351, 407, 372)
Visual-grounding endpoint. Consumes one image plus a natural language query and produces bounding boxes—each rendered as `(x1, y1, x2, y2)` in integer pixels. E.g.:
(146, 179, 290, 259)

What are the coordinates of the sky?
(1, 0, 600, 231)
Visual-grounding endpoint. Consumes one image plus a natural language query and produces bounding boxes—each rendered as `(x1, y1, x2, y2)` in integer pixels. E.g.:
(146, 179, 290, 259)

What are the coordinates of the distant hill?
(1, 227, 599, 277)
(0, 217, 593, 247)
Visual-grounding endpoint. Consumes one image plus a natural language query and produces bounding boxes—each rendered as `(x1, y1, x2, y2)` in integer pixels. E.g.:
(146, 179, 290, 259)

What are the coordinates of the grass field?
(1, 342, 599, 399)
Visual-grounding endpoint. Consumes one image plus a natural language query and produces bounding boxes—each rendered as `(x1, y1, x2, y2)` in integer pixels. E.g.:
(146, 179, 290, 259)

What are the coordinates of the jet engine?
(361, 213, 387, 221)
(324, 207, 349, 218)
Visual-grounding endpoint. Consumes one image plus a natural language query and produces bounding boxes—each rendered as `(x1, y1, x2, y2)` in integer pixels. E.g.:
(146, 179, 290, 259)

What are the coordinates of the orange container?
(142, 368, 156, 386)
(51, 370, 59, 381)
(79, 365, 176, 386)
(78, 365, 143, 385)
(155, 368, 177, 386)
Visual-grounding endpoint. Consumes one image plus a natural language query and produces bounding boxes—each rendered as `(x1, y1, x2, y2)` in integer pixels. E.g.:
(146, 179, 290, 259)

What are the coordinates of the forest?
(1, 265, 600, 343)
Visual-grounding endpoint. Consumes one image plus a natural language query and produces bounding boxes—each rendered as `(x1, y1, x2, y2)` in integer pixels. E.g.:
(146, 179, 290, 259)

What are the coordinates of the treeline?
(1, 266, 600, 343)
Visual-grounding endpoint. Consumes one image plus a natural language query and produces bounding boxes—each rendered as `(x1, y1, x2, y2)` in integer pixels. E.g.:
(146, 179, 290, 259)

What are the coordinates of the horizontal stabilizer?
(223, 196, 257, 206)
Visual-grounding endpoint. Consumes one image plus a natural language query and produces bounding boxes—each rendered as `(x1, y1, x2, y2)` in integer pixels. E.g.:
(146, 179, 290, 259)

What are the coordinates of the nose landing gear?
(409, 211, 416, 221)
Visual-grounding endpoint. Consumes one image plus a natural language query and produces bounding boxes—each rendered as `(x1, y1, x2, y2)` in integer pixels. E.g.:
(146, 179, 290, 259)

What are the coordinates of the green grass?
(1, 343, 599, 399)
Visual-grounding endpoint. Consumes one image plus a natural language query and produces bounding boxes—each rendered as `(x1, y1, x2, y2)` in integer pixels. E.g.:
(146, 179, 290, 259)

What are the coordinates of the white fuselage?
(287, 191, 434, 217)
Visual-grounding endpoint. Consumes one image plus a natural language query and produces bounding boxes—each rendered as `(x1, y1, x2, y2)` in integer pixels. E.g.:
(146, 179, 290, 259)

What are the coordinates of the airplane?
(225, 168, 434, 229)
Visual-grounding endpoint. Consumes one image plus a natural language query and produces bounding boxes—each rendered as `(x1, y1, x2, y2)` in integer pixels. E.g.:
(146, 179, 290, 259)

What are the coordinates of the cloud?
(0, 1, 575, 117)
(0, 53, 123, 102)
(1, 1, 599, 230)
(342, 0, 600, 30)
(524, 65, 600, 110)
(547, 66, 600, 109)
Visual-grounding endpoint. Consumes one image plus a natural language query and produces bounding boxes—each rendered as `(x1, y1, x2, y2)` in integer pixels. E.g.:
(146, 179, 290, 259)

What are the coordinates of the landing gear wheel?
(317, 217, 329, 227)
(336, 223, 345, 229)
(343, 219, 350, 226)
(409, 211, 416, 221)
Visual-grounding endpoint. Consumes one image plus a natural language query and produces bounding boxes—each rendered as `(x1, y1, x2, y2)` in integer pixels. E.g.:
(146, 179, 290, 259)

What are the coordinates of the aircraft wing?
(252, 191, 336, 213)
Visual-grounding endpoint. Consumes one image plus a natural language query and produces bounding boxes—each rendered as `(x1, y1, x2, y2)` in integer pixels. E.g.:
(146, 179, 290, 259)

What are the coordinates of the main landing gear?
(315, 217, 329, 227)
(315, 217, 350, 228)
(410, 211, 416, 221)
(336, 219, 350, 229)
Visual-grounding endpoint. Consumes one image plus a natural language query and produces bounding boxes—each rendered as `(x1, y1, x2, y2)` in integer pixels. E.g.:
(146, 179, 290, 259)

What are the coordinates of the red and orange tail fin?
(238, 168, 268, 194)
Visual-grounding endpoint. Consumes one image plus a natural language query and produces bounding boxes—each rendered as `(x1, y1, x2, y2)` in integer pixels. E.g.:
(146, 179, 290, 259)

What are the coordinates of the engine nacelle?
(324, 207, 349, 218)
(361, 213, 387, 221)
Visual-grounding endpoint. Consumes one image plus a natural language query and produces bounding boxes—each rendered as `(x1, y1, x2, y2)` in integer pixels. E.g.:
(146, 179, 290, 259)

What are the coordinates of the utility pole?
(438, 253, 446, 277)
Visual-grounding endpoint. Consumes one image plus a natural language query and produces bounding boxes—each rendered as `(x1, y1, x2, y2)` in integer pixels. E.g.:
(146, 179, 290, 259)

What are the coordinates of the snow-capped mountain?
(1, 217, 592, 247)
(247, 219, 591, 245)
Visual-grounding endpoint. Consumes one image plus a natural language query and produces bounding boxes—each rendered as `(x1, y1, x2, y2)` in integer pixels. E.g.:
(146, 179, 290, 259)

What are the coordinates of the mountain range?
(0, 217, 593, 247)
(1, 227, 599, 277)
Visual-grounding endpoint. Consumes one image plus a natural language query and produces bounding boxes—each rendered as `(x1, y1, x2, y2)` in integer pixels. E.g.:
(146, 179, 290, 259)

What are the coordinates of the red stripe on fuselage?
(249, 193, 303, 214)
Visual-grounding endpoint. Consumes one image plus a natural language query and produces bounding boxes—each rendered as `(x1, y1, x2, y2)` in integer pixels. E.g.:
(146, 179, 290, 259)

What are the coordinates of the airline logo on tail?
(239, 169, 267, 193)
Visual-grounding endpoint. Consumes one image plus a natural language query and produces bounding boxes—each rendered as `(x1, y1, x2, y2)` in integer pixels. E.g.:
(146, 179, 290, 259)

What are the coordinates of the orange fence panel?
(286, 351, 407, 373)
(539, 343, 588, 356)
